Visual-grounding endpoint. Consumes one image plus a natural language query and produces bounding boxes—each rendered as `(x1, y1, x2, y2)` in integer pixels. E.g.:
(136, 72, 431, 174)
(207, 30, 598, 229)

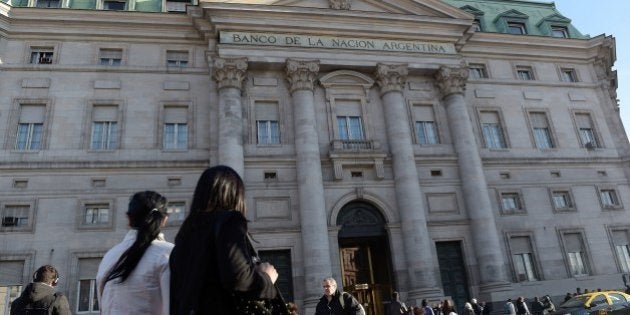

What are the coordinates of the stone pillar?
(374, 64, 442, 301)
(435, 65, 511, 292)
(212, 57, 247, 176)
(285, 59, 333, 309)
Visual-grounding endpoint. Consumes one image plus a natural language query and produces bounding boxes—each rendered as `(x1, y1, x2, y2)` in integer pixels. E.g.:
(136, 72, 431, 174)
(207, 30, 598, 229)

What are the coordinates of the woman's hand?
(258, 262, 279, 284)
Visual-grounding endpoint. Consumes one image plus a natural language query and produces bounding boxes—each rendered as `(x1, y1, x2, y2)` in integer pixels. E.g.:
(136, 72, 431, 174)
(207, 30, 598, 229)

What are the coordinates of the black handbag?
(232, 290, 289, 315)
(214, 211, 290, 315)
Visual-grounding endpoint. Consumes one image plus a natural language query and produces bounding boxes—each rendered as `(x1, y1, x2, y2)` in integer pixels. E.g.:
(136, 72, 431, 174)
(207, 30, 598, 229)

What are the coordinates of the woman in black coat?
(169, 165, 281, 314)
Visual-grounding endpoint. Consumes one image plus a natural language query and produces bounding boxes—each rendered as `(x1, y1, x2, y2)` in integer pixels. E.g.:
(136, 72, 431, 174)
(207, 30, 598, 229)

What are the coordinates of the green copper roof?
(442, 0, 587, 39)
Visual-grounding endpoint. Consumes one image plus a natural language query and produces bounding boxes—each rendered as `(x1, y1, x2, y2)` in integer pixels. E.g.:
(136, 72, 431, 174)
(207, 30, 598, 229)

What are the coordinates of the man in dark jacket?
(315, 277, 365, 315)
(11, 265, 71, 315)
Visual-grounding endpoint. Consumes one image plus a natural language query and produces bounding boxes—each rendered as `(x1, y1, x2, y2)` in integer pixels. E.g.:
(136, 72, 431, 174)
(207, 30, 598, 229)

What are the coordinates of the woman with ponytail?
(96, 191, 173, 315)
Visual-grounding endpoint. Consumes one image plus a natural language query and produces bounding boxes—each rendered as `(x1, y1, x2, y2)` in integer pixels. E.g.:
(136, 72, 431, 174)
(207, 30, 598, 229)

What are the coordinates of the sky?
(543, 0, 630, 139)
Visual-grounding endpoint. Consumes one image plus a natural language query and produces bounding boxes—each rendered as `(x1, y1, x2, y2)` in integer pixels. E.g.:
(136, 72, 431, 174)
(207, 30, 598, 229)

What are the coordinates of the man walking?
(315, 277, 365, 315)
(11, 265, 71, 315)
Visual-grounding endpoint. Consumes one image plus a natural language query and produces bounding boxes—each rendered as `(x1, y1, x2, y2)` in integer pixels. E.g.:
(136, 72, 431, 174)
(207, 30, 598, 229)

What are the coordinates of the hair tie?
(150, 208, 159, 213)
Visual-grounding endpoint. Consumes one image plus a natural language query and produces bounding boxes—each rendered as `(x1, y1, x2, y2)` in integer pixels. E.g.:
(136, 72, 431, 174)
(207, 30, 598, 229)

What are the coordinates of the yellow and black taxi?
(553, 291, 630, 315)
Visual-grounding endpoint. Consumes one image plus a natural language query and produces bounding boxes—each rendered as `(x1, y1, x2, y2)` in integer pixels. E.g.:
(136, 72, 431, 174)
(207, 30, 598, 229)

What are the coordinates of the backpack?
(338, 292, 366, 315)
(11, 292, 61, 315)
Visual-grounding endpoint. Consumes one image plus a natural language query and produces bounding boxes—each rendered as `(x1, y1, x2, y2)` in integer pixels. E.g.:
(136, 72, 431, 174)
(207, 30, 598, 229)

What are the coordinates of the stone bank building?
(0, 0, 628, 314)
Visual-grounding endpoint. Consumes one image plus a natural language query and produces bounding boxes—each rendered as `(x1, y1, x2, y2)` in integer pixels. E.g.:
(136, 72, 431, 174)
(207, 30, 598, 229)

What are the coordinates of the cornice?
(458, 32, 616, 61)
(0, 7, 203, 41)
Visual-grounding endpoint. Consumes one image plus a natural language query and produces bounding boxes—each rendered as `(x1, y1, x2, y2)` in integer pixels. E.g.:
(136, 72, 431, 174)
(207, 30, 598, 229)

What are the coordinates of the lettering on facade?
(221, 31, 456, 54)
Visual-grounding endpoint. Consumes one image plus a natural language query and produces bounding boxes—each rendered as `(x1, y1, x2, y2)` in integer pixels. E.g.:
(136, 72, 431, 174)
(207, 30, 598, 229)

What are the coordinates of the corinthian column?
(375, 64, 442, 301)
(435, 64, 511, 291)
(212, 57, 247, 176)
(285, 59, 332, 308)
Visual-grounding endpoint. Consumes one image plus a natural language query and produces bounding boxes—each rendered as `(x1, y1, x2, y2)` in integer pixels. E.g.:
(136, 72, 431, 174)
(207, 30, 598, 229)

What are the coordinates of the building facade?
(0, 0, 628, 314)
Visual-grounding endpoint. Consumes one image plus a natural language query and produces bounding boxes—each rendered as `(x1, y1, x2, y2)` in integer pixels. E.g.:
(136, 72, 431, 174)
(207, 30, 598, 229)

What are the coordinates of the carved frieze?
(329, 0, 351, 10)
(285, 59, 320, 93)
(435, 63, 469, 97)
(374, 63, 408, 95)
(212, 57, 248, 90)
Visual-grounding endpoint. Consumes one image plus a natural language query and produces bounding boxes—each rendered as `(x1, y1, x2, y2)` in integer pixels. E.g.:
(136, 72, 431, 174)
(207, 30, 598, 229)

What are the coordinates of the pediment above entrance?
(201, 0, 472, 20)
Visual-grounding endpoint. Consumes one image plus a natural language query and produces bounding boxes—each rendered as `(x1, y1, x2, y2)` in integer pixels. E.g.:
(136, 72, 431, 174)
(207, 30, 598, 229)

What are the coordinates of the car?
(552, 291, 630, 315)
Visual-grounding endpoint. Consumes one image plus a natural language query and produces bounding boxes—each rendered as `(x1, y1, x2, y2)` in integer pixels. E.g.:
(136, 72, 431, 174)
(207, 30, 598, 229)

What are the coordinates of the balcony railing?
(330, 139, 378, 152)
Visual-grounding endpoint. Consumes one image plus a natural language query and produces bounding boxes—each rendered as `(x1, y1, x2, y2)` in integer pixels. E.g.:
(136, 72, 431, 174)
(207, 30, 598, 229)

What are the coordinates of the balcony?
(328, 139, 386, 180)
(330, 139, 379, 153)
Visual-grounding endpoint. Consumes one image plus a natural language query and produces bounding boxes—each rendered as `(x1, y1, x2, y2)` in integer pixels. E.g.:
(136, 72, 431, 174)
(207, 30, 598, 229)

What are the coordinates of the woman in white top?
(96, 191, 174, 315)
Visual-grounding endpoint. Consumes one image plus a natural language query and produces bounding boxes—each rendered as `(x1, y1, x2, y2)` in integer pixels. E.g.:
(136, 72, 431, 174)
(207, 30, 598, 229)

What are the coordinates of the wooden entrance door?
(337, 201, 392, 315)
(339, 238, 392, 315)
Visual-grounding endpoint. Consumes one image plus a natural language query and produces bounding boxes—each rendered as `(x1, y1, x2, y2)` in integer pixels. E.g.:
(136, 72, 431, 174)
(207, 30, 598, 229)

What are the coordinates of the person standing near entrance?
(389, 291, 408, 315)
(315, 277, 365, 315)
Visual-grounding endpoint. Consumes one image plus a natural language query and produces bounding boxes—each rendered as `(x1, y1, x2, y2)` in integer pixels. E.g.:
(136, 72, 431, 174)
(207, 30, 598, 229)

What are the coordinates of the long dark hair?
(191, 165, 246, 214)
(178, 165, 246, 235)
(105, 191, 167, 283)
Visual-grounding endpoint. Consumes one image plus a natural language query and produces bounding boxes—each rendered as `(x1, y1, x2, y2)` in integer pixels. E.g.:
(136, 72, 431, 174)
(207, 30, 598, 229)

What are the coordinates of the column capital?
(286, 59, 320, 93)
(435, 64, 468, 98)
(374, 63, 408, 95)
(212, 57, 248, 90)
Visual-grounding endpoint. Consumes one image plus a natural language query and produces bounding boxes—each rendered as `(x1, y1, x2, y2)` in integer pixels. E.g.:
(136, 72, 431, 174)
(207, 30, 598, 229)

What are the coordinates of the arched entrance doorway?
(337, 201, 393, 315)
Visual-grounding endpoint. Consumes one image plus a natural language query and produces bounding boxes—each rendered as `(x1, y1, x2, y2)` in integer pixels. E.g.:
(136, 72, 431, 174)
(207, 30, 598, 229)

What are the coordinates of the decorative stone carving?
(435, 63, 469, 97)
(374, 63, 408, 95)
(212, 57, 248, 90)
(285, 59, 320, 93)
(329, 0, 351, 10)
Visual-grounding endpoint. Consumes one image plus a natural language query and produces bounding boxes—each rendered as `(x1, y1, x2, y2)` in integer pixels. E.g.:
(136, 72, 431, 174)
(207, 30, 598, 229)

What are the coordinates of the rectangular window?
(472, 19, 482, 32)
(516, 66, 534, 80)
(561, 68, 578, 82)
(103, 0, 125, 10)
(575, 113, 599, 149)
(163, 107, 188, 150)
(36, 0, 60, 7)
(501, 193, 523, 214)
(99, 49, 122, 66)
(0, 260, 24, 315)
(166, 50, 189, 68)
(255, 101, 280, 145)
(1, 205, 30, 228)
(600, 189, 620, 208)
(413, 105, 439, 145)
(15, 104, 45, 151)
(530, 112, 554, 149)
(613, 230, 630, 273)
(480, 111, 507, 149)
(90, 106, 118, 150)
(30, 47, 54, 64)
(257, 121, 280, 145)
(469, 64, 488, 79)
(77, 258, 100, 313)
(552, 190, 574, 211)
(415, 122, 438, 145)
(510, 236, 538, 281)
(551, 26, 569, 38)
(166, 202, 186, 225)
(563, 232, 589, 276)
(337, 116, 364, 140)
(83, 204, 109, 225)
(567, 251, 588, 276)
(507, 22, 527, 35)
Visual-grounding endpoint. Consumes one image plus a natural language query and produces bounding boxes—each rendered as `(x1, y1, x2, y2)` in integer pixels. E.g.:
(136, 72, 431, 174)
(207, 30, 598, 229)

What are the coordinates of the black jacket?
(10, 282, 71, 315)
(169, 210, 277, 315)
(315, 290, 364, 315)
